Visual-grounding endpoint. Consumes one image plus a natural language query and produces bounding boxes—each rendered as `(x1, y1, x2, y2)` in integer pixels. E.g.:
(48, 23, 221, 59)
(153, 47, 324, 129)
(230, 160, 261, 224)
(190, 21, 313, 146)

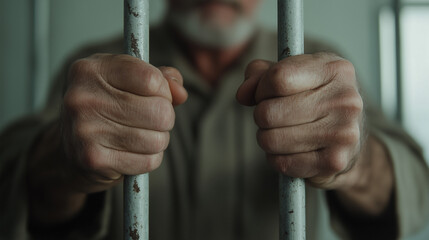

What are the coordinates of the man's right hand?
(61, 54, 187, 194)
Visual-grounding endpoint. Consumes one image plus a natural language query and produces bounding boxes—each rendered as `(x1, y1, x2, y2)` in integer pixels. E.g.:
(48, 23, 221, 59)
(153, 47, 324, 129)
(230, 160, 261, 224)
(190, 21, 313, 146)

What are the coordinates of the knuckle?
(64, 89, 99, 118)
(325, 124, 360, 146)
(245, 59, 264, 74)
(249, 59, 267, 67)
(111, 53, 133, 62)
(113, 55, 165, 95)
(329, 90, 363, 120)
(142, 67, 163, 95)
(268, 64, 295, 94)
(325, 152, 348, 174)
(269, 64, 286, 83)
(268, 155, 292, 175)
(340, 124, 360, 145)
(151, 132, 170, 153)
(111, 54, 141, 70)
(245, 59, 267, 76)
(154, 99, 175, 131)
(256, 129, 278, 153)
(254, 102, 274, 128)
(339, 59, 356, 77)
(82, 145, 106, 171)
(346, 91, 364, 116)
(324, 130, 338, 144)
(328, 59, 356, 79)
(69, 58, 96, 81)
(90, 53, 110, 59)
(159, 66, 182, 81)
(144, 153, 163, 172)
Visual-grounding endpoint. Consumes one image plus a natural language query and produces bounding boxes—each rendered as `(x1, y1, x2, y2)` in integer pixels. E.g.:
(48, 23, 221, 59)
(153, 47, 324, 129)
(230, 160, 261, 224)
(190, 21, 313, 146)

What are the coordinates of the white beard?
(168, 9, 257, 48)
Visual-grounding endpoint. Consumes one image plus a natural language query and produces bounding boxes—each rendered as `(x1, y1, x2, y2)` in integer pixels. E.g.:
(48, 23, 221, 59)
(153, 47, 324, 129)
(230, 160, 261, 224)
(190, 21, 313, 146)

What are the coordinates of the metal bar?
(278, 0, 306, 239)
(124, 0, 150, 239)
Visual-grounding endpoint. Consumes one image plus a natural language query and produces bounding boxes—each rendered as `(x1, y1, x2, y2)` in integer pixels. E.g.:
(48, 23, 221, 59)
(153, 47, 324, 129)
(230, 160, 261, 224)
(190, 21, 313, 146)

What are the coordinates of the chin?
(169, 9, 257, 48)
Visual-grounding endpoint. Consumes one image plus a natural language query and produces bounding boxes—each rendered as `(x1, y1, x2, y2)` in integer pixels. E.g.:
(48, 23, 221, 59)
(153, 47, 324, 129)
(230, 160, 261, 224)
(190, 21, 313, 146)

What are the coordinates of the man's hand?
(236, 53, 365, 190)
(61, 54, 188, 193)
(27, 54, 187, 226)
(236, 53, 394, 218)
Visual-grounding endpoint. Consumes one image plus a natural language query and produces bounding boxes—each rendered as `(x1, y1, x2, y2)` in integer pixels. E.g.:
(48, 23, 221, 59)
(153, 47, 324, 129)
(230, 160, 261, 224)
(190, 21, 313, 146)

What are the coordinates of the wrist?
(27, 121, 87, 226)
(334, 135, 394, 217)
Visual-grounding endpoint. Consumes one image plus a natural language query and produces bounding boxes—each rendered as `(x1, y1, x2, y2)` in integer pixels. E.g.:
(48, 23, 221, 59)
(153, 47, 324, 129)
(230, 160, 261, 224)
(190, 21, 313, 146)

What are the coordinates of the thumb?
(236, 60, 272, 106)
(159, 66, 188, 106)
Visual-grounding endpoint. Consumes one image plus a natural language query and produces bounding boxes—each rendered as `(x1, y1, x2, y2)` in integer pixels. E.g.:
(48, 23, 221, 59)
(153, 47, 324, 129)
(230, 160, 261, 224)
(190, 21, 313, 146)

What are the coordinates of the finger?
(267, 152, 321, 178)
(255, 53, 350, 103)
(267, 147, 351, 180)
(116, 151, 164, 175)
(256, 122, 327, 155)
(236, 60, 272, 106)
(257, 115, 360, 155)
(159, 67, 188, 106)
(169, 79, 188, 106)
(244, 59, 273, 79)
(101, 146, 164, 175)
(254, 90, 326, 129)
(99, 94, 175, 131)
(100, 54, 172, 101)
(159, 66, 183, 85)
(101, 124, 170, 155)
(307, 148, 352, 185)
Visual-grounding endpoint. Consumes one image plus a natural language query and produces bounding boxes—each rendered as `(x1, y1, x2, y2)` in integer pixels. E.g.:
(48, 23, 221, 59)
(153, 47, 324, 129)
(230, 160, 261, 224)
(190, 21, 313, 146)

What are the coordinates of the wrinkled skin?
(61, 54, 188, 193)
(236, 53, 364, 190)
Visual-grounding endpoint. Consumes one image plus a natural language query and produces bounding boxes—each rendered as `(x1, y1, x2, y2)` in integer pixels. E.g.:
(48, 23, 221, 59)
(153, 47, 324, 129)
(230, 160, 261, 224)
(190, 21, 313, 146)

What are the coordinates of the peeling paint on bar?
(124, 0, 149, 240)
(278, 0, 306, 239)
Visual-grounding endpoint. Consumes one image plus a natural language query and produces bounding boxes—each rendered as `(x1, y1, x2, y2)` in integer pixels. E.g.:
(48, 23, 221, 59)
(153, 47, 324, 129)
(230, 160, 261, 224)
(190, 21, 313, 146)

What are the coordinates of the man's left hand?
(236, 53, 364, 190)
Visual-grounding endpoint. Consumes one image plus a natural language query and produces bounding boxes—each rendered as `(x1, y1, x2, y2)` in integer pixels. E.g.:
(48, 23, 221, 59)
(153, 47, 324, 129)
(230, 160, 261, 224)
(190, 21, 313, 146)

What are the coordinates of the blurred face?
(168, 0, 261, 48)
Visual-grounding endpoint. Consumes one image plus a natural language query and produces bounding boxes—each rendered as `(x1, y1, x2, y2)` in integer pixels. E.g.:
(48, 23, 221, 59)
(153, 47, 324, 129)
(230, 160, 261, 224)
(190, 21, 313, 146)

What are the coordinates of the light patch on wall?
(401, 6, 429, 163)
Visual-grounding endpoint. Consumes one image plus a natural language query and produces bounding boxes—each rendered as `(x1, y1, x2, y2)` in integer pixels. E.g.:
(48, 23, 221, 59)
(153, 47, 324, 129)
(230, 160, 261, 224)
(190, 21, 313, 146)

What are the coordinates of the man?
(1, 0, 428, 239)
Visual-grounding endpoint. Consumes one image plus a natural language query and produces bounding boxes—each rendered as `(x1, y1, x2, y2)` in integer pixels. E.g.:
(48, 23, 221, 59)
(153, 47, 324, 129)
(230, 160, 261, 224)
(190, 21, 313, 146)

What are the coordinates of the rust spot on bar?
(129, 226, 140, 240)
(281, 47, 291, 57)
(131, 33, 141, 59)
(133, 179, 140, 193)
(127, 2, 140, 17)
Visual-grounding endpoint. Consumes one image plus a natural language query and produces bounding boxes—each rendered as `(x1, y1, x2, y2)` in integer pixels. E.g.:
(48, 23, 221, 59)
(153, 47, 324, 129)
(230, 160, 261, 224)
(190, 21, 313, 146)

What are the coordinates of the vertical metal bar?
(278, 0, 306, 239)
(393, 0, 403, 122)
(124, 0, 150, 239)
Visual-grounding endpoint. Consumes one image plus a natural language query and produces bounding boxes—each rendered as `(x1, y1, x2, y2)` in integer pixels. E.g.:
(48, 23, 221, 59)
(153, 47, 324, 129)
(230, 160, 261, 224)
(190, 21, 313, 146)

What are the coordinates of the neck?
(190, 42, 249, 87)
(175, 30, 251, 88)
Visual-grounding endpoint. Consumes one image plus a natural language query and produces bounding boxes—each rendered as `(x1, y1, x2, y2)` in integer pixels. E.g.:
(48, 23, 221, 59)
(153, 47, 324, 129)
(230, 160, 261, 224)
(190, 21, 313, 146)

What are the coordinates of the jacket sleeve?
(0, 37, 123, 239)
(304, 39, 429, 238)
(367, 106, 429, 238)
(326, 102, 429, 239)
(0, 116, 47, 239)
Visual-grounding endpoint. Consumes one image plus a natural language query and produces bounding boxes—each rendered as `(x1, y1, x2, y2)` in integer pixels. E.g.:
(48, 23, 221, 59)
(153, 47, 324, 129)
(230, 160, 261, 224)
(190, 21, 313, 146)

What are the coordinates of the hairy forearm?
(334, 135, 394, 217)
(27, 122, 87, 226)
